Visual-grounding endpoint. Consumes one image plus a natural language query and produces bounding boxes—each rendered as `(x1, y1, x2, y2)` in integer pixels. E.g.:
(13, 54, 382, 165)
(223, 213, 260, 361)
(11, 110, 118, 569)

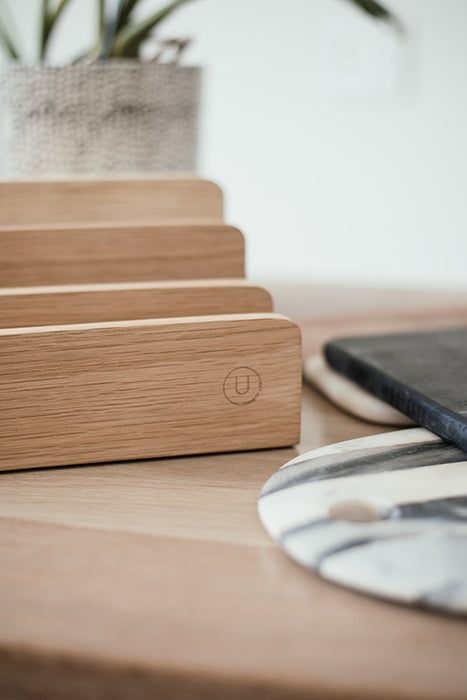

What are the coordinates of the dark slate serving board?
(325, 328, 467, 452)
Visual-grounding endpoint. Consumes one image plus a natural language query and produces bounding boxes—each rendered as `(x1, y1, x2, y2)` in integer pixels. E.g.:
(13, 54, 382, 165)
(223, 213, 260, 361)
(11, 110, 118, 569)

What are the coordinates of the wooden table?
(1, 285, 467, 700)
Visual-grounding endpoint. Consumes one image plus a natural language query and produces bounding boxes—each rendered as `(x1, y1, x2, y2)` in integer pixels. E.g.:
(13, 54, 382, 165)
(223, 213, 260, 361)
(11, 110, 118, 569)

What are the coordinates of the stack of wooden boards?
(0, 178, 302, 471)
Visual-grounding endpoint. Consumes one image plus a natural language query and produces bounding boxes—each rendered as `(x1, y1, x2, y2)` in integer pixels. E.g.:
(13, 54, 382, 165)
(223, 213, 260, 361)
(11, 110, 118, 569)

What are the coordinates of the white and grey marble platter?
(303, 354, 414, 426)
(258, 428, 467, 615)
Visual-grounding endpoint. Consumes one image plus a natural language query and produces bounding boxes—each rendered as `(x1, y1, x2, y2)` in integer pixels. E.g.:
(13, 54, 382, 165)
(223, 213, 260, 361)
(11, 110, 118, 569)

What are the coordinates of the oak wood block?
(0, 313, 302, 471)
(0, 177, 223, 227)
(0, 223, 244, 286)
(0, 280, 273, 328)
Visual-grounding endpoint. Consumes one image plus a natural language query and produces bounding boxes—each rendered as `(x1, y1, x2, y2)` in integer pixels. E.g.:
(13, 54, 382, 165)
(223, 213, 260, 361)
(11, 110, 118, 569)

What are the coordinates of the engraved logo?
(223, 367, 261, 405)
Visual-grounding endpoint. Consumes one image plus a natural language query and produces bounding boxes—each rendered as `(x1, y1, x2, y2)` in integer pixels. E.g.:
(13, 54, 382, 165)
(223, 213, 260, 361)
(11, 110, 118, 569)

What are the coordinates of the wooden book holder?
(0, 177, 223, 228)
(0, 177, 302, 469)
(0, 281, 273, 328)
(0, 314, 302, 471)
(0, 223, 244, 287)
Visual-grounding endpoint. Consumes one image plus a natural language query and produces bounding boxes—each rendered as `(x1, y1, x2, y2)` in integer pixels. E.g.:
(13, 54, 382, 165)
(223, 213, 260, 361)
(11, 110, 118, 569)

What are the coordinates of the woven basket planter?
(0, 62, 200, 178)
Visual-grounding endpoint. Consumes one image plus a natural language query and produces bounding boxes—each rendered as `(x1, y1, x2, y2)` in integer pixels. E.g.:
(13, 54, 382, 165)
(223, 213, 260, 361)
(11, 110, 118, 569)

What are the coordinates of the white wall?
(4, 0, 467, 288)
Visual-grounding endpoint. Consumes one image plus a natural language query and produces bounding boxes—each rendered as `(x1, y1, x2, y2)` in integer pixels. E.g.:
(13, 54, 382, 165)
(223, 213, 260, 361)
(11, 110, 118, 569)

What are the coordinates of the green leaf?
(98, 0, 128, 58)
(40, 0, 73, 61)
(347, 0, 404, 32)
(110, 0, 195, 58)
(117, 0, 144, 30)
(0, 1, 21, 59)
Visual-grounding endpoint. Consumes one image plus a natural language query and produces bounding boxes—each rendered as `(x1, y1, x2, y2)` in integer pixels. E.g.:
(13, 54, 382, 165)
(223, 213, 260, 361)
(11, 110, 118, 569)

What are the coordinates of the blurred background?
(4, 0, 467, 289)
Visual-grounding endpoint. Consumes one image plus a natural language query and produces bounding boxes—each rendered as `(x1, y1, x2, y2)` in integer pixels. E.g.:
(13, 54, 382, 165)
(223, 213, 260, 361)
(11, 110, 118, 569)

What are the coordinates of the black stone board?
(325, 327, 467, 452)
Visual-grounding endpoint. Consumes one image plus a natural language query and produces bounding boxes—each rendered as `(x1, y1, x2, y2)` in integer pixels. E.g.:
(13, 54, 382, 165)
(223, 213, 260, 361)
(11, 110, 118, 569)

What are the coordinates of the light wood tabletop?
(1, 284, 467, 700)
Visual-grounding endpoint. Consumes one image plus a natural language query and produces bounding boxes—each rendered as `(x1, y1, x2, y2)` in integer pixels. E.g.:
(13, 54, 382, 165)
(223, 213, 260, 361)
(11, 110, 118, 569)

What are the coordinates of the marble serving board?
(303, 354, 414, 426)
(258, 428, 467, 615)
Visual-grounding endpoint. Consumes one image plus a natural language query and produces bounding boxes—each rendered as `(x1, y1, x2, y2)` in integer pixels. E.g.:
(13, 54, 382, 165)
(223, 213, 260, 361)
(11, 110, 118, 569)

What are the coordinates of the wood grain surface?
(1, 286, 467, 700)
(0, 178, 223, 227)
(0, 313, 302, 471)
(0, 223, 244, 286)
(0, 280, 272, 328)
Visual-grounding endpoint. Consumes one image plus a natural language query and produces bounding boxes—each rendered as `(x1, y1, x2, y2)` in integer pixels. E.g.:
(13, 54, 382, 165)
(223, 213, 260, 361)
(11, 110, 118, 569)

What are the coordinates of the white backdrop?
(5, 0, 467, 288)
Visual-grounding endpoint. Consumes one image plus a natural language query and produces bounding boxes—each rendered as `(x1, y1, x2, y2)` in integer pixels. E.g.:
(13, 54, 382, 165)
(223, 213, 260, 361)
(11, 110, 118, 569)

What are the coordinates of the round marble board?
(258, 428, 467, 615)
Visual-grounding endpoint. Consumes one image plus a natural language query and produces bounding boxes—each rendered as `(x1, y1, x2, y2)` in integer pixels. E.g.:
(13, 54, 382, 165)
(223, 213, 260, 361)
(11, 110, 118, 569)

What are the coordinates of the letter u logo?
(235, 375, 250, 395)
